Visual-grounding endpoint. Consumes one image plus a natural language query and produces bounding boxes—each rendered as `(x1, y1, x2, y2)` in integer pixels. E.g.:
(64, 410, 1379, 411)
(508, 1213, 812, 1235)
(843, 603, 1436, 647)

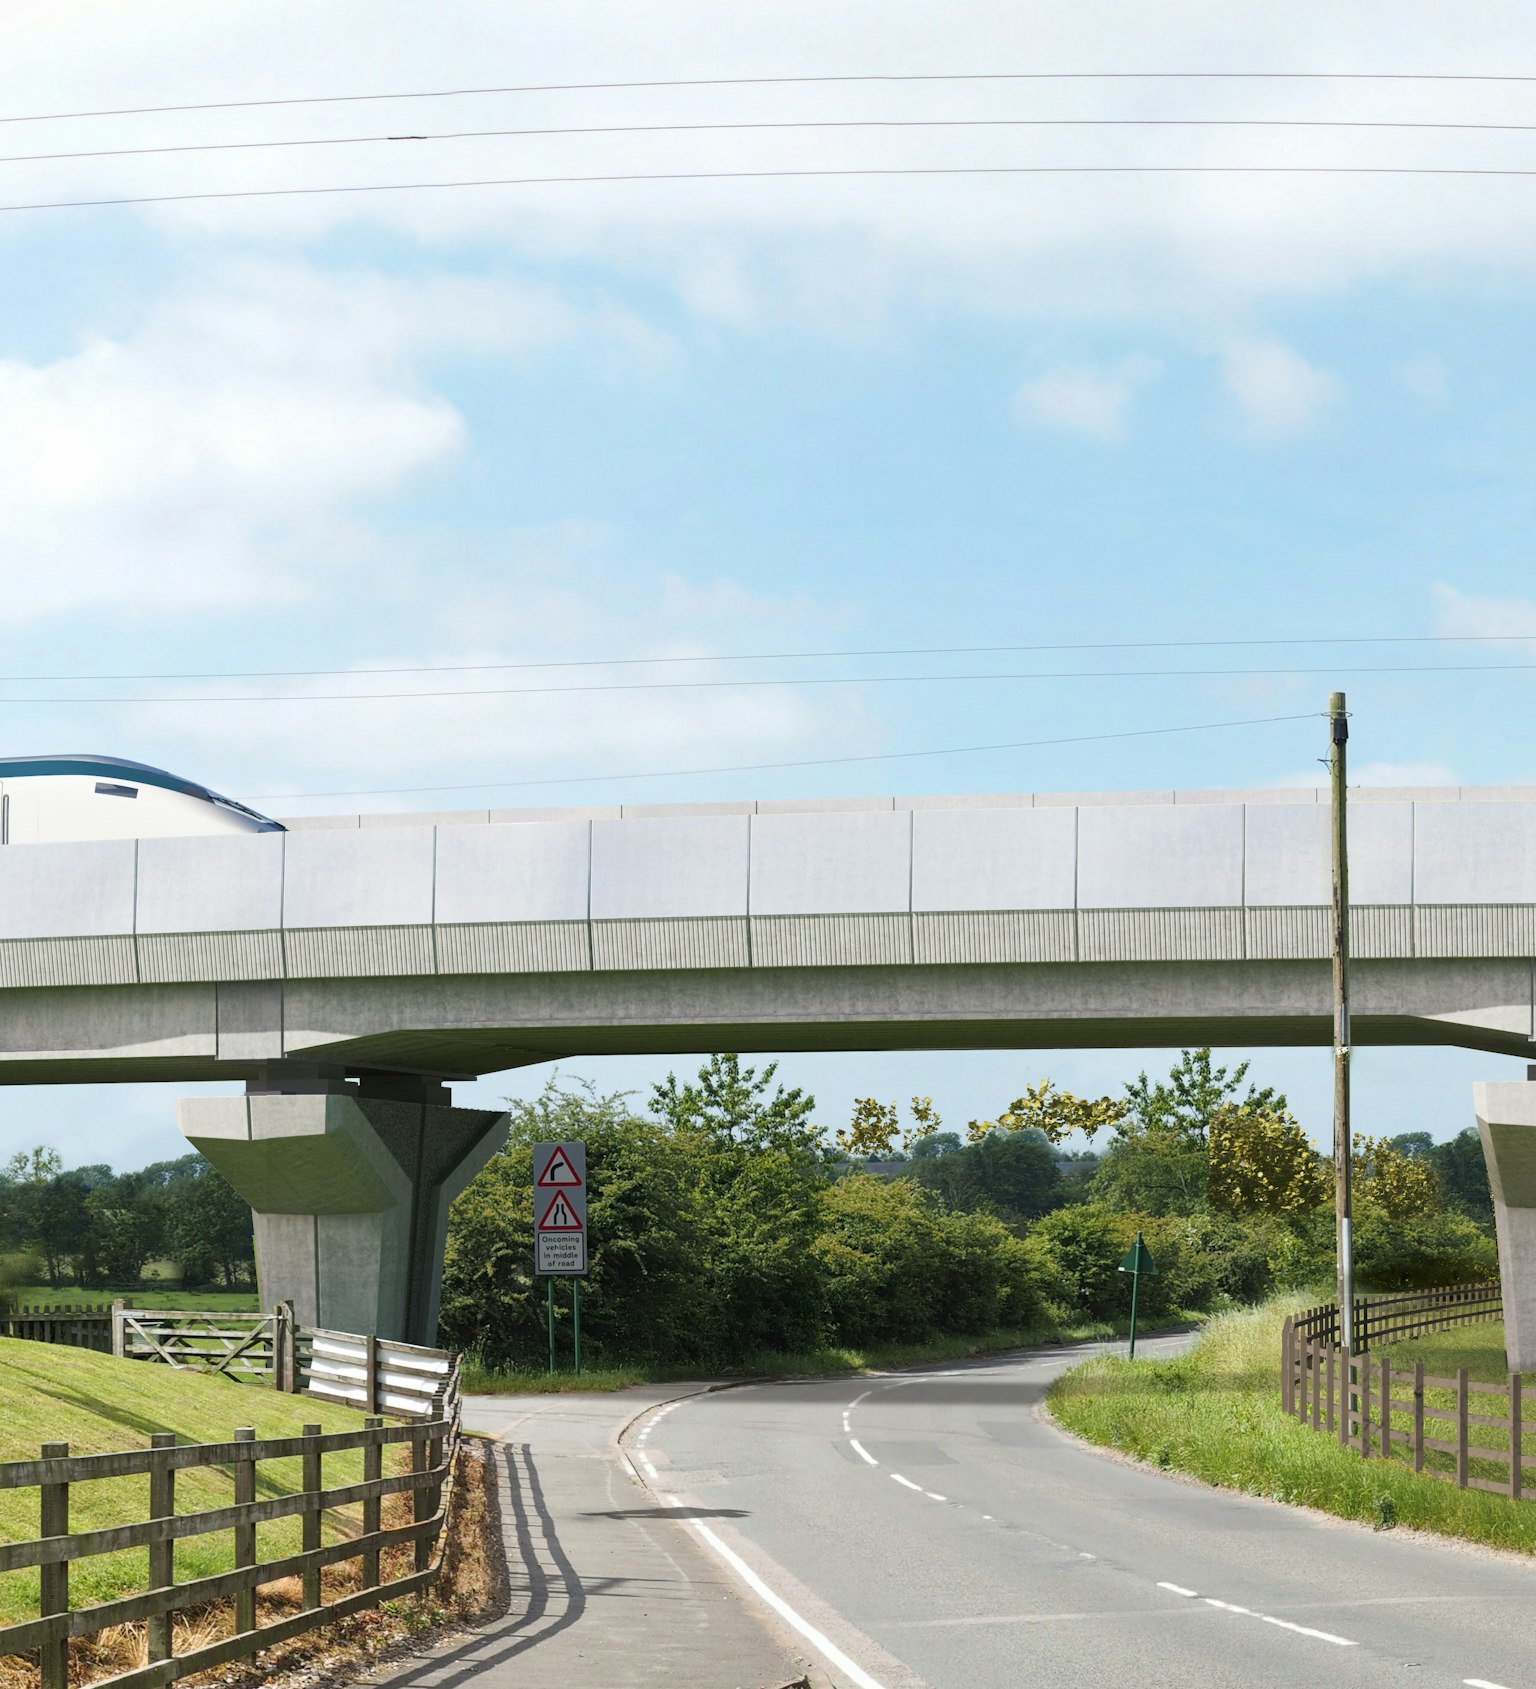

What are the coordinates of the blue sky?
(3, 1, 1536, 1167)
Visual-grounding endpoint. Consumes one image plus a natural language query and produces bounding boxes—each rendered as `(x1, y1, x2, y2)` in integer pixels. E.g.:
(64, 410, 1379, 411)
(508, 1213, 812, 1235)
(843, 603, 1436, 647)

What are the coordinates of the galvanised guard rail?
(1281, 1284, 1536, 1501)
(0, 1353, 461, 1688)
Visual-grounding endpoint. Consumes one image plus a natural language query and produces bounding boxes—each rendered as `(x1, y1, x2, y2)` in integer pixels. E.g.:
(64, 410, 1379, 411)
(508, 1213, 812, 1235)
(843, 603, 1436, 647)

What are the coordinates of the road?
(630, 1336, 1536, 1689)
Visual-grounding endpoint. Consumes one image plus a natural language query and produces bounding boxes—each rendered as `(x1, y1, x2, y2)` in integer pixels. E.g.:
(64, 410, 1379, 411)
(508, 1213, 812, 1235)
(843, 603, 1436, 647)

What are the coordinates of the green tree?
(1208, 1105, 1329, 1217)
(164, 1168, 255, 1288)
(1431, 1127, 1493, 1224)
(651, 1054, 822, 1158)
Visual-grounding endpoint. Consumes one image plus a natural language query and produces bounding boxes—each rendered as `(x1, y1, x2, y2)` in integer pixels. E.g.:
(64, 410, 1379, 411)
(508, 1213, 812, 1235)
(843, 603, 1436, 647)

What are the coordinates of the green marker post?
(573, 1279, 582, 1377)
(1118, 1231, 1158, 1360)
(546, 1278, 555, 1376)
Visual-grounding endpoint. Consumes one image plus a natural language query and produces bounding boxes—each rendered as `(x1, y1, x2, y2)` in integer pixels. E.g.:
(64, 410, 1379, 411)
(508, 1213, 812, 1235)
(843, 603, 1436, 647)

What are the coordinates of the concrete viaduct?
(3, 783, 1535, 1350)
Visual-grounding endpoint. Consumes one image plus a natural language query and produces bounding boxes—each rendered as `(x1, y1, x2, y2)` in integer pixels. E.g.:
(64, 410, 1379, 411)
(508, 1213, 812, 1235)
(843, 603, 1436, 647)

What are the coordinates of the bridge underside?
(0, 955, 1527, 1085)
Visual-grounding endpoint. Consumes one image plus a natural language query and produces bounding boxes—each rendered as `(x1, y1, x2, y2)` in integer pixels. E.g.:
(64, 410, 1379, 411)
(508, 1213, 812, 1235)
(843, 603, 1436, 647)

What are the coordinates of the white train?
(0, 756, 284, 843)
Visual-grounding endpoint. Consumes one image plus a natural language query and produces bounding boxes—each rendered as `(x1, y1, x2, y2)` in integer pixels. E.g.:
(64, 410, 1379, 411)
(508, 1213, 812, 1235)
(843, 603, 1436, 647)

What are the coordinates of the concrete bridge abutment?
(178, 1069, 506, 1347)
(1475, 1075, 1536, 1372)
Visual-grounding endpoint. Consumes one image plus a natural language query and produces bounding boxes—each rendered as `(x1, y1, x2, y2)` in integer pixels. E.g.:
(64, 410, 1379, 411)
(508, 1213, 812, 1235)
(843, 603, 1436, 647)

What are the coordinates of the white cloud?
(8, 3, 1536, 328)
(1220, 337, 1338, 435)
(0, 261, 664, 621)
(1433, 582, 1536, 651)
(1012, 356, 1158, 440)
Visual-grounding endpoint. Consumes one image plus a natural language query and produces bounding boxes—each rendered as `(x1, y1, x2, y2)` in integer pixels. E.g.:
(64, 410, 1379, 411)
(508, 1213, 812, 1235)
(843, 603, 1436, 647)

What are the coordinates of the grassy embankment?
(462, 1308, 1207, 1393)
(0, 1337, 388, 1628)
(1048, 1301, 1536, 1556)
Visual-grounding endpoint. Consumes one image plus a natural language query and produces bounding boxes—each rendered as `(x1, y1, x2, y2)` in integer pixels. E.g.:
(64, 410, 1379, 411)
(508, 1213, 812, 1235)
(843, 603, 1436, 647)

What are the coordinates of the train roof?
(0, 756, 283, 829)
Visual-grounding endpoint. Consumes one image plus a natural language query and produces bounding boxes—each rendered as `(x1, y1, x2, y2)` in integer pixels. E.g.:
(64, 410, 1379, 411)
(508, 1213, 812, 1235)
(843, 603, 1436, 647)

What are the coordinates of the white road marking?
(841, 1413, 851, 1432)
(640, 1456, 658, 1479)
(1465, 1680, 1515, 1688)
(1158, 1582, 1353, 1647)
(925, 1491, 947, 1502)
(659, 1492, 888, 1689)
(847, 1389, 872, 1411)
(1078, 1552, 1096, 1561)
(849, 1439, 879, 1466)
(891, 1474, 923, 1492)
(981, 1514, 993, 1521)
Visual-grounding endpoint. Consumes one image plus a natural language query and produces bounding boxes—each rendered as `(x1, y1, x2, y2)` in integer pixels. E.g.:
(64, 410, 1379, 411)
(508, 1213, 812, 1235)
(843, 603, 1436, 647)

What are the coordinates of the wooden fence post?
(111, 1299, 126, 1360)
(1511, 1375, 1523, 1502)
(1413, 1361, 1425, 1473)
(148, 1431, 176, 1663)
(302, 1424, 322, 1610)
(1282, 1318, 1294, 1415)
(1337, 1347, 1350, 1447)
(1326, 1344, 1336, 1434)
(1380, 1355, 1392, 1460)
(234, 1428, 257, 1635)
(365, 1333, 378, 1415)
(362, 1417, 383, 1591)
(1360, 1356, 1372, 1459)
(1311, 1339, 1322, 1431)
(38, 1441, 69, 1689)
(1457, 1367, 1470, 1490)
(412, 1424, 431, 1573)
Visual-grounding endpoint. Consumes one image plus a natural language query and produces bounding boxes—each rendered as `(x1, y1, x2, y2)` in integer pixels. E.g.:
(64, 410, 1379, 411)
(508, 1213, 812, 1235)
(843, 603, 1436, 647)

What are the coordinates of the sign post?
(1118, 1231, 1158, 1360)
(534, 1141, 588, 1376)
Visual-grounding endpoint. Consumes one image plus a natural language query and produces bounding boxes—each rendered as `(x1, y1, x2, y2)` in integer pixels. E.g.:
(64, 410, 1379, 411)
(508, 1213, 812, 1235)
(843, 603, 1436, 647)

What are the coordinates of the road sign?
(1118, 1229, 1156, 1359)
(534, 1140, 587, 1276)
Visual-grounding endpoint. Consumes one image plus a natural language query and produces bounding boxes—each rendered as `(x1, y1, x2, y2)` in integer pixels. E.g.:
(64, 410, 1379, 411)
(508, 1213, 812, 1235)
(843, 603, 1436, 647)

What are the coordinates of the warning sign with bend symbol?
(533, 1140, 588, 1276)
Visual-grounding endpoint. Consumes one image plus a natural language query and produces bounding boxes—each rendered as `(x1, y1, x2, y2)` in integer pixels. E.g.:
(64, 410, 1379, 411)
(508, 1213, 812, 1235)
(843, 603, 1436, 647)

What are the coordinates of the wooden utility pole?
(1330, 691, 1355, 1350)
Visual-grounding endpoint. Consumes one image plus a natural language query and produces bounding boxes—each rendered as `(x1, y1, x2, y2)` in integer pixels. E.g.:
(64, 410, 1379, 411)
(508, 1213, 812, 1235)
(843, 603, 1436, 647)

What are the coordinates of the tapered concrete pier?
(180, 1070, 505, 1345)
(1474, 1078, 1536, 1371)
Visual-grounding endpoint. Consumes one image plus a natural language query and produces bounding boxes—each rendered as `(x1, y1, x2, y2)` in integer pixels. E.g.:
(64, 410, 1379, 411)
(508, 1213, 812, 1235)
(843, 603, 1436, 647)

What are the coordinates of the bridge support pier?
(1475, 1079, 1536, 1372)
(178, 1072, 506, 1347)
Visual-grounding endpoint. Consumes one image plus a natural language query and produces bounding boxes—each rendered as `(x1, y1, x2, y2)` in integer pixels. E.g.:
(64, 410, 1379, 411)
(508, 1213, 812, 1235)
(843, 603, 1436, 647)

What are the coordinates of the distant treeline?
(439, 1051, 1497, 1372)
(0, 1148, 254, 1292)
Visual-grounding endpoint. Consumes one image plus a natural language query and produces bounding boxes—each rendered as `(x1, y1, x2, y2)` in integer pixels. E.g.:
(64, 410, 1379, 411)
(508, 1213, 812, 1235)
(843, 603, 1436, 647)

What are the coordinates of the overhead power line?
(247, 709, 1319, 800)
(6, 659, 1536, 705)
(10, 161, 1536, 219)
(11, 113, 1536, 167)
(1, 632, 1532, 686)
(9, 70, 1536, 128)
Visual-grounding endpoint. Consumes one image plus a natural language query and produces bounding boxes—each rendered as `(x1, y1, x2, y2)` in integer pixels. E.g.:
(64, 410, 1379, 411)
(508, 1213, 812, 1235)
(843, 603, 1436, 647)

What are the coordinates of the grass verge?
(462, 1308, 1205, 1394)
(1048, 1301, 1536, 1556)
(11, 1286, 260, 1312)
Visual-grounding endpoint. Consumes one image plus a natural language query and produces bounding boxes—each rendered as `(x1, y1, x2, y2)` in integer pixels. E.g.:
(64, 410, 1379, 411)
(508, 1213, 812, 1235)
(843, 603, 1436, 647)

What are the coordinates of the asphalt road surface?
(630, 1336, 1536, 1689)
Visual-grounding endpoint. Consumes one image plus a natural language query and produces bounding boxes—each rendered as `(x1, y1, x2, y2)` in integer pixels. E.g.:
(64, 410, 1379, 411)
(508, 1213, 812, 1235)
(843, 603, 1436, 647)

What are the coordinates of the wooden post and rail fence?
(1280, 1281, 1535, 1497)
(0, 1342, 462, 1687)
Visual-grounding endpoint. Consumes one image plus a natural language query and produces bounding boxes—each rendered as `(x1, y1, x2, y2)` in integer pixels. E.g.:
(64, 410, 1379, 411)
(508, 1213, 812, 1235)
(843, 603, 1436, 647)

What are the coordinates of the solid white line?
(925, 1492, 947, 1502)
(686, 1516, 889, 1689)
(1464, 1680, 1514, 1687)
(1158, 1583, 1198, 1598)
(1258, 1614, 1355, 1647)
(849, 1438, 879, 1466)
(891, 1474, 923, 1492)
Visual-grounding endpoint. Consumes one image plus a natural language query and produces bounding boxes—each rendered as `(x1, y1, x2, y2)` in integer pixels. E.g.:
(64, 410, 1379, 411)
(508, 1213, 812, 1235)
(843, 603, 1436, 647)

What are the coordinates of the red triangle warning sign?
(536, 1146, 584, 1188)
(538, 1191, 584, 1232)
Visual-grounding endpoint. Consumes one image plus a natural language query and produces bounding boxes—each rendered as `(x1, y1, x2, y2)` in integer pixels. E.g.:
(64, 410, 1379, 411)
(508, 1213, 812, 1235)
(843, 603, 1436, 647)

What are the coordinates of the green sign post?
(1118, 1231, 1158, 1360)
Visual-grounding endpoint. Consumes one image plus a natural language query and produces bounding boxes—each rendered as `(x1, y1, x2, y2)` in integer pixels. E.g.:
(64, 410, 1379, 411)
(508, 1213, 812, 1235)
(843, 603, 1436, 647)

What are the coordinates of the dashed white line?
(1465, 1680, 1515, 1688)
(891, 1473, 923, 1492)
(925, 1491, 947, 1502)
(639, 1455, 658, 1480)
(849, 1439, 879, 1466)
(1158, 1582, 1354, 1648)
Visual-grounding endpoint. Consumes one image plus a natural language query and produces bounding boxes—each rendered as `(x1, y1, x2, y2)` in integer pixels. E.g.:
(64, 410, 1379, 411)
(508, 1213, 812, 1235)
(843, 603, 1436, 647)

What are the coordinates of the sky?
(3, 2, 1536, 1169)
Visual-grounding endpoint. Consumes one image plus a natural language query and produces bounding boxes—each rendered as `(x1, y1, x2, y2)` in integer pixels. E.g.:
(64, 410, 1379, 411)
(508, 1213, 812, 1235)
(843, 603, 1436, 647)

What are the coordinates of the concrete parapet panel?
(138, 931, 284, 984)
(1416, 804, 1536, 905)
(1077, 806, 1243, 909)
(0, 838, 136, 939)
(1352, 905, 1414, 959)
(911, 806, 1075, 912)
(1350, 804, 1415, 905)
(749, 811, 911, 915)
(1416, 905, 1536, 959)
(489, 805, 621, 824)
(282, 827, 435, 928)
(913, 910, 1075, 965)
(1245, 806, 1330, 907)
(591, 917, 749, 970)
(1036, 789, 1172, 808)
(136, 833, 283, 934)
(1245, 906, 1328, 960)
(750, 912, 912, 967)
(755, 795, 896, 814)
(620, 800, 758, 818)
(591, 815, 749, 919)
(1079, 908, 1245, 963)
(360, 809, 489, 828)
(900, 792, 1032, 811)
(435, 920, 590, 974)
(434, 820, 590, 924)
(284, 925, 435, 979)
(0, 935, 137, 988)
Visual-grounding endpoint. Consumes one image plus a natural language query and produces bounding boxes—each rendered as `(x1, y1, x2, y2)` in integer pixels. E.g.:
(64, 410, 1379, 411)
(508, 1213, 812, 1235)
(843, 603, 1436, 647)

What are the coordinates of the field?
(12, 1286, 260, 1313)
(1048, 1303, 1536, 1556)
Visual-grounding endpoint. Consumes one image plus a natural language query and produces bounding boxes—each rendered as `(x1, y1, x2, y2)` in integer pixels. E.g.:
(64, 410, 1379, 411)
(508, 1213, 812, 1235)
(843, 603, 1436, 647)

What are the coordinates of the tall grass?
(1048, 1301, 1536, 1556)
